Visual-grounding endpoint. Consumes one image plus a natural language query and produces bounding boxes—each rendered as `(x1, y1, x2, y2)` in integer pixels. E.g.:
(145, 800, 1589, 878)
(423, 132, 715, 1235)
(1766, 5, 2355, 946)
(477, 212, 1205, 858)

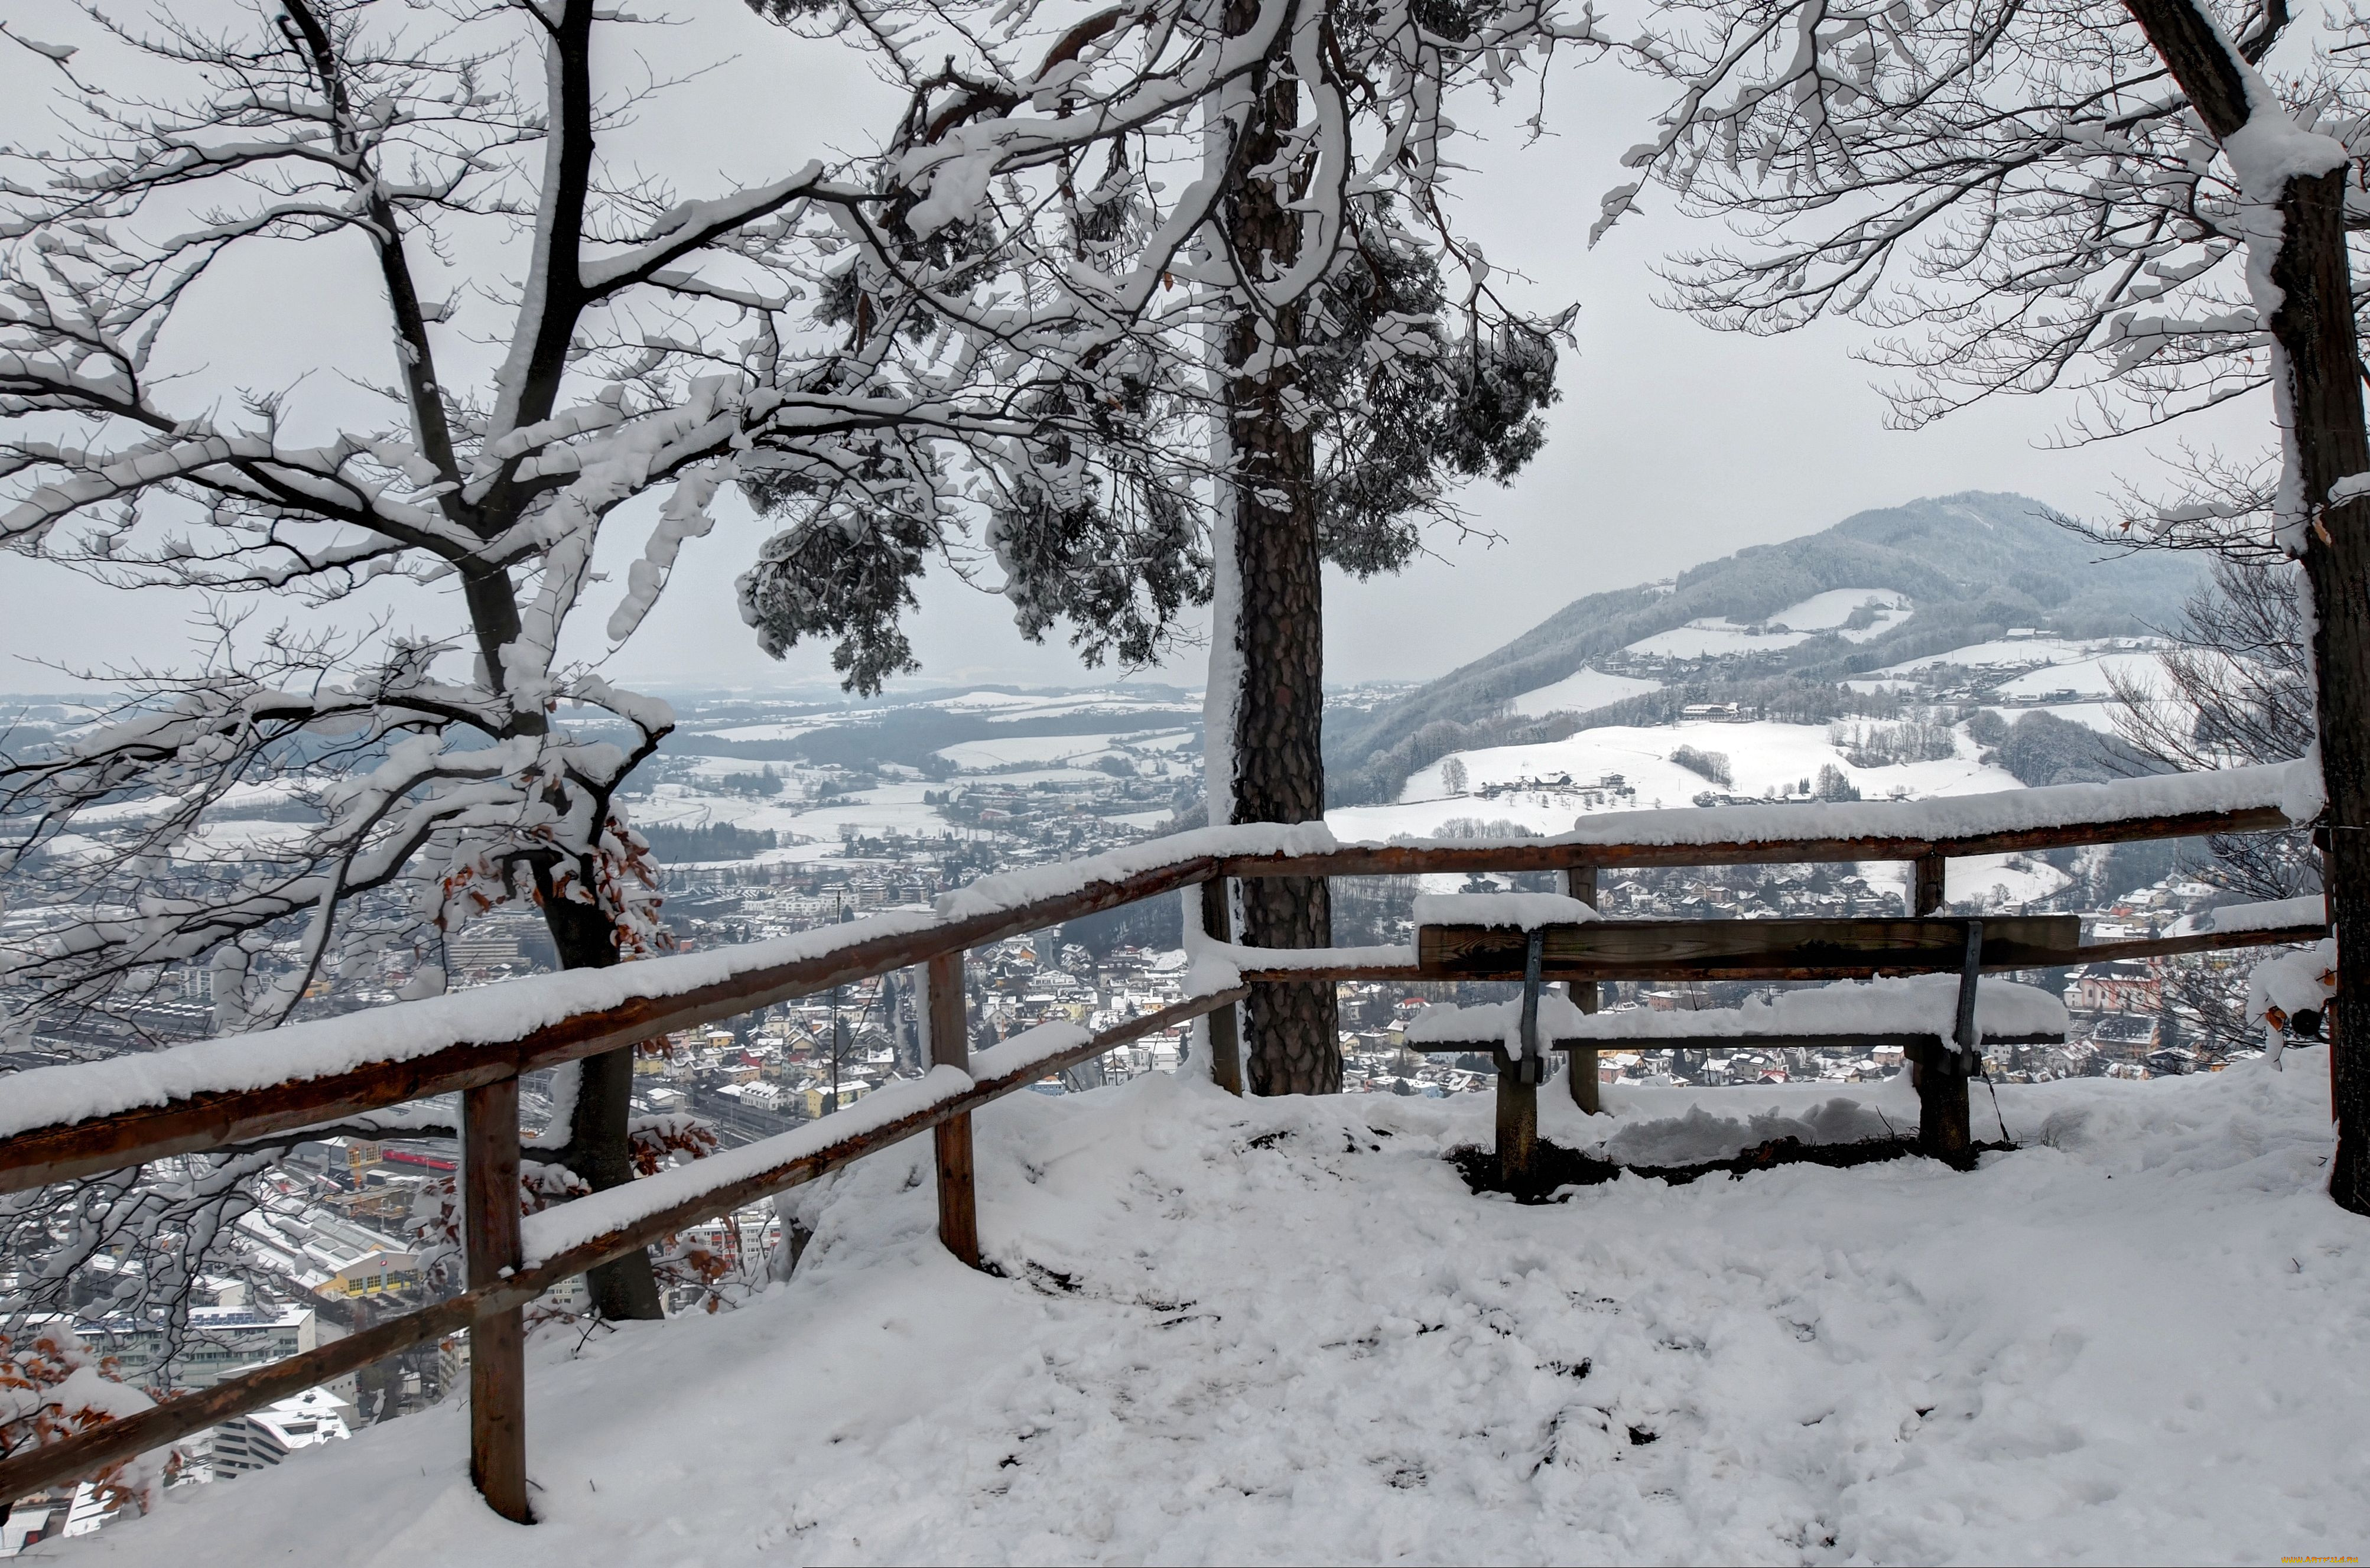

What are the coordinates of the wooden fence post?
(1200, 877, 1244, 1095)
(462, 1075, 529, 1524)
(925, 951, 981, 1268)
(1564, 861, 1601, 1112)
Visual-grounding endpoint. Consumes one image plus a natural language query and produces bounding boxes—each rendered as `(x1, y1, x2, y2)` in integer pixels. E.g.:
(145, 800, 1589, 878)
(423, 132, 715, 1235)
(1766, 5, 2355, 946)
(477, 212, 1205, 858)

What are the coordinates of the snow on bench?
(1402, 975, 2069, 1053)
(1408, 893, 1599, 929)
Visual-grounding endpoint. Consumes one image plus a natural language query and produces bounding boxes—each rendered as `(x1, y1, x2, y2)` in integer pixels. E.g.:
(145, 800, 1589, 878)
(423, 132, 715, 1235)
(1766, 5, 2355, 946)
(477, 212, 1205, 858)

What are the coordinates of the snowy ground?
(89, 1055, 2370, 1567)
(1625, 622, 1817, 659)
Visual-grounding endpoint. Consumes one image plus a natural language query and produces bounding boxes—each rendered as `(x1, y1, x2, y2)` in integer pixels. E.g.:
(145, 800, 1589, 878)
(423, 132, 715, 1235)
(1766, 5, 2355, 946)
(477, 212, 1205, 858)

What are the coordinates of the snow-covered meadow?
(1329, 718, 2022, 834)
(1506, 666, 1662, 719)
(1616, 589, 1915, 661)
(87, 1055, 2370, 1566)
(1325, 714, 2079, 908)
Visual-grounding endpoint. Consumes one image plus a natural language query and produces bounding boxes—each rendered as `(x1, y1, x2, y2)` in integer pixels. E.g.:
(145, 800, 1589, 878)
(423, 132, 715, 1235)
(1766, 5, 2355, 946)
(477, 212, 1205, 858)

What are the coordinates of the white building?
(210, 1387, 356, 1477)
(73, 1304, 344, 1399)
(235, 1201, 422, 1302)
(1, 1505, 53, 1557)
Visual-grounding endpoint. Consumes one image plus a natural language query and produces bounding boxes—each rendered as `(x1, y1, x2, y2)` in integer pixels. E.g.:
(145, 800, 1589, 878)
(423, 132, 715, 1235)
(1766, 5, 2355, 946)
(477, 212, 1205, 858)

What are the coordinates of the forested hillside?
(1325, 492, 2202, 804)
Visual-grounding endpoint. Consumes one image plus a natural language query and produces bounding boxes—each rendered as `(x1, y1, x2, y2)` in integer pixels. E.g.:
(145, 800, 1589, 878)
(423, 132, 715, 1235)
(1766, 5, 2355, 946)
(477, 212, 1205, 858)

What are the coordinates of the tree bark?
(2277, 173, 2370, 1215)
(2119, 0, 2370, 1213)
(1219, 6, 1340, 1097)
(542, 892, 667, 1319)
(477, 542, 665, 1312)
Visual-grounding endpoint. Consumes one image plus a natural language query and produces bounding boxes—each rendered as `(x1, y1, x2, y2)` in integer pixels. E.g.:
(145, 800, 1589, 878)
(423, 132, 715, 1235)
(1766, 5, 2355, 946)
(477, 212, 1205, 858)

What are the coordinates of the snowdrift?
(86, 1057, 2370, 1566)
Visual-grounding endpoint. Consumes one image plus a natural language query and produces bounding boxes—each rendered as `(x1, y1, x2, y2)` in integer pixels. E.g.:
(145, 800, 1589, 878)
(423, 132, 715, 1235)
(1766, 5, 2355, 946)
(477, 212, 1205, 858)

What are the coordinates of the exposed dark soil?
(1446, 1134, 2017, 1202)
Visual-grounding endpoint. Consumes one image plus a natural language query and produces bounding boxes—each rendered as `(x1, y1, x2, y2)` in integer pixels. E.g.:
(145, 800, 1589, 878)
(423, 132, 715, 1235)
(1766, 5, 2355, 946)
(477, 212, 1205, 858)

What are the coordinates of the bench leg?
(1922, 918, 1982, 1164)
(1914, 1049, 1973, 1163)
(1496, 1059, 1540, 1192)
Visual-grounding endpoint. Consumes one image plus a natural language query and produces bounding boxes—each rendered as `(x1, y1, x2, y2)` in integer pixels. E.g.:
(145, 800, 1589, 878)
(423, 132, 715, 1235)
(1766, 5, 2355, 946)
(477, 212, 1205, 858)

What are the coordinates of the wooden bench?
(1415, 915, 2069, 1186)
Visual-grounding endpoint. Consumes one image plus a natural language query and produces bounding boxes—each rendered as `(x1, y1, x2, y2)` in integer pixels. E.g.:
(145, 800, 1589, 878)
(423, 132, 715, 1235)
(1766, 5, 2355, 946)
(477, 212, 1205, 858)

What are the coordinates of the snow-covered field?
(918, 691, 1193, 721)
(1507, 666, 1662, 719)
(1619, 590, 1911, 661)
(635, 780, 952, 844)
(1875, 636, 2163, 679)
(933, 727, 1191, 770)
(934, 732, 1133, 769)
(95, 1056, 2370, 1566)
(1992, 652, 2166, 702)
(1329, 720, 2023, 841)
(1624, 621, 1815, 659)
(700, 722, 829, 743)
(1977, 701, 2128, 737)
(1766, 588, 1911, 638)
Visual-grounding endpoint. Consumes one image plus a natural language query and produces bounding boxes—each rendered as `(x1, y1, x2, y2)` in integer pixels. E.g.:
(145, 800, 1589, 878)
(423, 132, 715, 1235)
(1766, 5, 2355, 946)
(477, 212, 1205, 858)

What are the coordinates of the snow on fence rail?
(0, 825, 1315, 1183)
(0, 763, 2322, 1523)
(0, 764, 2309, 1177)
(0, 987, 1247, 1509)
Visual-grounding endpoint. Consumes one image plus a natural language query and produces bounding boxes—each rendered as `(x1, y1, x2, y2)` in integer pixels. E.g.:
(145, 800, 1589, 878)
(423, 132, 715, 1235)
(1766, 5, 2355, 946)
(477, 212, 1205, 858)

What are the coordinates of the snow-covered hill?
(1327, 492, 2202, 806)
(1324, 715, 2080, 907)
(87, 1057, 2370, 1567)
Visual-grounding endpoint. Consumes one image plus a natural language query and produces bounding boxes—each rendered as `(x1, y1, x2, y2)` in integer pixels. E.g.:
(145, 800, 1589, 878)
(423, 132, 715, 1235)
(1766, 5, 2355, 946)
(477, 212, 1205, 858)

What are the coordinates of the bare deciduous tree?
(0, 0, 1363, 1326)
(1605, 0, 2370, 1211)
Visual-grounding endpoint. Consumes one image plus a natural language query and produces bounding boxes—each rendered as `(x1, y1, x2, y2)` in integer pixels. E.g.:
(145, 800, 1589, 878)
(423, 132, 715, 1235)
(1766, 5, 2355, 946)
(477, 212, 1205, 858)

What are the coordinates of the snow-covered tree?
(732, 0, 1583, 1094)
(1604, 0, 2370, 1212)
(1199, 0, 1573, 1094)
(2114, 555, 2318, 900)
(0, 0, 1358, 1320)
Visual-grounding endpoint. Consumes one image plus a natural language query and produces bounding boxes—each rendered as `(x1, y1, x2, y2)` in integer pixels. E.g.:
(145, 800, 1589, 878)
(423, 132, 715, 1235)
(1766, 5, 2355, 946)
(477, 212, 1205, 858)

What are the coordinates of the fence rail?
(0, 766, 2321, 1522)
(0, 987, 1246, 1508)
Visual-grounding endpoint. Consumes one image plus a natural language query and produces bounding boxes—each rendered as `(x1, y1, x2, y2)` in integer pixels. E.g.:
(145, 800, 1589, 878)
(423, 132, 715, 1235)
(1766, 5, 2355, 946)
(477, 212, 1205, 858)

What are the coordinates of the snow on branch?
(4, 0, 1378, 1060)
(1598, 0, 2370, 456)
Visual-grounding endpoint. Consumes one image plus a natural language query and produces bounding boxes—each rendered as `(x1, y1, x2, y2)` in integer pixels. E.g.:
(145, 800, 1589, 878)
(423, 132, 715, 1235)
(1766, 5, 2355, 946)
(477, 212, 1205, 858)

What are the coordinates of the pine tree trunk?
(2272, 173, 2370, 1215)
(2119, 0, 2370, 1214)
(543, 894, 667, 1318)
(1219, 25, 1340, 1097)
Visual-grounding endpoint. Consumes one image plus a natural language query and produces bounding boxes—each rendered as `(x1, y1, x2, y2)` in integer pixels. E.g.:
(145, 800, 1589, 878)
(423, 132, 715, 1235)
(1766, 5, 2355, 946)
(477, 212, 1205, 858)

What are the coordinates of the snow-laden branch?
(1601, 0, 2370, 450)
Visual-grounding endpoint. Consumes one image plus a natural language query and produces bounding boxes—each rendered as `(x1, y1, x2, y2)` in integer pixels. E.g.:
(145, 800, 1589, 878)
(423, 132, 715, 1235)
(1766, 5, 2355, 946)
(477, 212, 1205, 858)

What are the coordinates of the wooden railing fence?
(0, 776, 2322, 1522)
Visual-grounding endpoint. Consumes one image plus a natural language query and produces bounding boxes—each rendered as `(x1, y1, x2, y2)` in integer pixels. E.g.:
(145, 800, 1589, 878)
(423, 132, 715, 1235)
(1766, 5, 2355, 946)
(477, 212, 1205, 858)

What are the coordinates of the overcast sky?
(0, 0, 2268, 700)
